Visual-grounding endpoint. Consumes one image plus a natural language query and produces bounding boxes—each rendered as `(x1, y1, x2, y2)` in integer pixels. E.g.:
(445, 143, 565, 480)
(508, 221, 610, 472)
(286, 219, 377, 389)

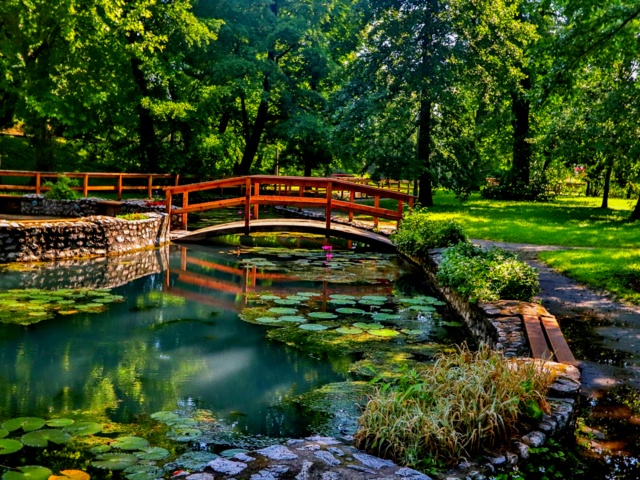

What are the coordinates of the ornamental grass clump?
(437, 242, 540, 302)
(392, 209, 467, 257)
(355, 346, 552, 468)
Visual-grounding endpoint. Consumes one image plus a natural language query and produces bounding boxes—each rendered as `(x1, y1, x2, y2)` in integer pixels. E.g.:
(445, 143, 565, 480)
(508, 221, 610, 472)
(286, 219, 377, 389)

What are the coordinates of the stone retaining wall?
(0, 213, 170, 263)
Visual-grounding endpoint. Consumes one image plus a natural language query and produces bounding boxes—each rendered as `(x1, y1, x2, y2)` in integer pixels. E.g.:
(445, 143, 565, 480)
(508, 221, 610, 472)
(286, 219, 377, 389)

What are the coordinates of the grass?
(356, 345, 552, 469)
(539, 249, 640, 305)
(362, 191, 638, 248)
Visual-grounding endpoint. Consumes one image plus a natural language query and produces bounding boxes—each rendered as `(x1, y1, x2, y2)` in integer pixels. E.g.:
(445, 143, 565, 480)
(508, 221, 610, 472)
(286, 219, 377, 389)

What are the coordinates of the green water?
(0, 235, 465, 478)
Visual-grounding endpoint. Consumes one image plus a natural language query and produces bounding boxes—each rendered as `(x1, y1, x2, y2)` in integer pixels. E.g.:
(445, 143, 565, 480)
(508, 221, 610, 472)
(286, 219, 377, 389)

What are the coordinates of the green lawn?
(365, 192, 638, 248)
(539, 249, 640, 305)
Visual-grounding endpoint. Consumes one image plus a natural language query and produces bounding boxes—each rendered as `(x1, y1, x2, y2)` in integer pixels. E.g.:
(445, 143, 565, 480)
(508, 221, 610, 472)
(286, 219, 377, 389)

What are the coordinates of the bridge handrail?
(164, 175, 416, 232)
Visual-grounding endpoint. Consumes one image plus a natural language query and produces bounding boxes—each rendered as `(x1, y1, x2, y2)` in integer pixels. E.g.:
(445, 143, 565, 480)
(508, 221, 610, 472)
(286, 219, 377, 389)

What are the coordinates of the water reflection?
(0, 238, 409, 438)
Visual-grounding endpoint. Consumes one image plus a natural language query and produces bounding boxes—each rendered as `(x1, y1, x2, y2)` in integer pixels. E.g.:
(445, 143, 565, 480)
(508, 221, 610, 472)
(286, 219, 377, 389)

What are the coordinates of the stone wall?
(0, 213, 170, 263)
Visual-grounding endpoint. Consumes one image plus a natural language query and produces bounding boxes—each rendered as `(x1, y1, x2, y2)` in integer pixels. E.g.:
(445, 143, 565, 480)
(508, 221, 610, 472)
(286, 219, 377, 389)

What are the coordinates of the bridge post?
(397, 200, 404, 228)
(374, 196, 379, 228)
(166, 191, 173, 226)
(325, 181, 332, 232)
(117, 174, 123, 200)
(253, 182, 260, 220)
(349, 189, 354, 222)
(36, 173, 41, 195)
(147, 175, 153, 199)
(182, 192, 189, 230)
(245, 177, 251, 233)
(83, 174, 89, 197)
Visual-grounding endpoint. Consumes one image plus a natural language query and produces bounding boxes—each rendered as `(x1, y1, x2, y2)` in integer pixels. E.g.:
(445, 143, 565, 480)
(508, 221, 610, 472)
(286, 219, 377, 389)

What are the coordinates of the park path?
(473, 239, 640, 393)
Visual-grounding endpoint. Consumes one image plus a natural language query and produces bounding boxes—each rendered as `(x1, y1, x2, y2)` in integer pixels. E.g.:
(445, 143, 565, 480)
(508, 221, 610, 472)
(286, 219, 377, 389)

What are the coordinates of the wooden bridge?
(165, 175, 416, 248)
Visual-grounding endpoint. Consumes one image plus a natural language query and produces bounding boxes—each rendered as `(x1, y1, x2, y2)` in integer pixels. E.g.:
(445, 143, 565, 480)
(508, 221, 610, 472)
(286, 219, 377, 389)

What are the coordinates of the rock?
(395, 467, 432, 480)
(347, 465, 375, 475)
(297, 444, 321, 451)
(521, 431, 546, 448)
(256, 445, 299, 461)
(327, 447, 344, 457)
(487, 454, 506, 466)
(321, 473, 340, 480)
(265, 466, 289, 476)
(353, 453, 395, 470)
(314, 450, 341, 466)
(207, 458, 248, 476)
(232, 453, 256, 462)
(296, 461, 313, 480)
(305, 436, 342, 445)
(287, 439, 305, 446)
(580, 425, 605, 440)
(186, 474, 214, 480)
(251, 473, 275, 480)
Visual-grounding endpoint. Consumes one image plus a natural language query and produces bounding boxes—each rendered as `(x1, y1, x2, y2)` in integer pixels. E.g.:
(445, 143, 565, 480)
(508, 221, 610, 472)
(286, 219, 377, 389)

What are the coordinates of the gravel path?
(473, 239, 640, 393)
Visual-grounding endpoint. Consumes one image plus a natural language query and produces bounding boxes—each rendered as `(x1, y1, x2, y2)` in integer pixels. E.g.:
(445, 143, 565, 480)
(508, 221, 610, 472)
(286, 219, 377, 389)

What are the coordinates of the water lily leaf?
(48, 470, 89, 480)
(274, 299, 299, 305)
(220, 449, 248, 458)
(372, 313, 400, 320)
(46, 419, 74, 428)
(90, 445, 111, 454)
(2, 466, 52, 480)
(112, 437, 149, 451)
(296, 292, 321, 297)
(368, 329, 399, 337)
(329, 295, 355, 300)
(402, 329, 425, 335)
(279, 316, 307, 323)
(358, 300, 384, 306)
(361, 296, 387, 302)
(352, 323, 384, 330)
(268, 307, 298, 315)
(335, 308, 365, 314)
(329, 299, 356, 305)
(150, 411, 179, 422)
(123, 465, 164, 480)
(336, 327, 363, 335)
(409, 305, 436, 312)
(22, 430, 71, 447)
(286, 296, 308, 301)
(299, 324, 328, 331)
(175, 451, 219, 470)
(2, 417, 45, 433)
(0, 439, 23, 455)
(134, 447, 170, 461)
(63, 422, 102, 436)
(28, 312, 49, 317)
(166, 428, 202, 442)
(0, 429, 7, 439)
(441, 321, 463, 327)
(256, 317, 282, 324)
(91, 453, 139, 470)
(258, 295, 281, 301)
(307, 312, 337, 319)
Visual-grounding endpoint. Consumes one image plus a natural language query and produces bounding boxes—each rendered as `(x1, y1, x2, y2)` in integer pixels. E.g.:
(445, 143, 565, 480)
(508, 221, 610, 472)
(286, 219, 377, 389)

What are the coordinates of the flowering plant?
(145, 200, 166, 207)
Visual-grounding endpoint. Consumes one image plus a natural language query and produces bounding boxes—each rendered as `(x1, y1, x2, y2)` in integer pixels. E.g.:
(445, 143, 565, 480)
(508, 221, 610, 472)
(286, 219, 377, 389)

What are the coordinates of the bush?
(437, 243, 540, 303)
(481, 178, 551, 202)
(43, 174, 79, 200)
(116, 213, 149, 221)
(356, 345, 552, 469)
(392, 209, 467, 256)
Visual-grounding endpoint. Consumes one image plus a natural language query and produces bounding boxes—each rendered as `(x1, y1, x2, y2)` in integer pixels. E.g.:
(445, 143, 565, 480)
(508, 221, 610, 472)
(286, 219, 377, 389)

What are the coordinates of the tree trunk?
(304, 159, 312, 177)
(631, 195, 640, 221)
(601, 165, 612, 209)
(130, 56, 157, 172)
(417, 97, 433, 207)
(510, 74, 532, 185)
(627, 185, 633, 199)
(236, 78, 270, 175)
(585, 181, 591, 197)
(33, 123, 55, 171)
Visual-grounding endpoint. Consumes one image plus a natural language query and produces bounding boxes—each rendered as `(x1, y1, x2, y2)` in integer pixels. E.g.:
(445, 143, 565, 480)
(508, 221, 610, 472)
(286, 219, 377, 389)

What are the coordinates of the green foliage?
(42, 175, 79, 200)
(481, 178, 552, 202)
(392, 209, 467, 257)
(496, 439, 587, 480)
(356, 346, 552, 468)
(437, 243, 540, 303)
(117, 213, 150, 221)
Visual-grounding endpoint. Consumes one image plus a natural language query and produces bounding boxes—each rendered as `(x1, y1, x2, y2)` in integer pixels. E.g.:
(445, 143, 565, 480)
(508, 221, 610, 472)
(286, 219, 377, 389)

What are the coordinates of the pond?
(0, 235, 471, 479)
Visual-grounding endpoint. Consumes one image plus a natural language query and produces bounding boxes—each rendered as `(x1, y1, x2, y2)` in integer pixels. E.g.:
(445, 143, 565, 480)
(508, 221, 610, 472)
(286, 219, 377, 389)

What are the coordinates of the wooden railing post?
(147, 175, 153, 199)
(349, 189, 355, 222)
(117, 174, 123, 200)
(374, 196, 379, 228)
(36, 173, 41, 195)
(245, 178, 252, 232)
(397, 200, 404, 229)
(298, 182, 304, 212)
(166, 191, 173, 227)
(409, 197, 415, 210)
(182, 192, 189, 230)
(83, 174, 89, 197)
(175, 174, 180, 187)
(253, 182, 260, 219)
(325, 181, 332, 231)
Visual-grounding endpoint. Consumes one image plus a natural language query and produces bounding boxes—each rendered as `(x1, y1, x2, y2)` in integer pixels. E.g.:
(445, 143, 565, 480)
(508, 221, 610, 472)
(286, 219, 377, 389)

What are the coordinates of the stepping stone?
(186, 474, 214, 480)
(313, 450, 341, 466)
(321, 473, 340, 480)
(256, 445, 298, 461)
(353, 453, 395, 470)
(327, 447, 344, 457)
(296, 461, 313, 480)
(208, 458, 248, 475)
(395, 467, 432, 480)
(305, 436, 342, 445)
(347, 465, 375, 474)
(232, 453, 256, 462)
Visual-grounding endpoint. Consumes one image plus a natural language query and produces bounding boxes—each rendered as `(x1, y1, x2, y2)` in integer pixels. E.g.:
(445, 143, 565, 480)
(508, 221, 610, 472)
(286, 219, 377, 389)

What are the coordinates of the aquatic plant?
(356, 345, 552, 467)
(1, 466, 51, 480)
(392, 210, 467, 257)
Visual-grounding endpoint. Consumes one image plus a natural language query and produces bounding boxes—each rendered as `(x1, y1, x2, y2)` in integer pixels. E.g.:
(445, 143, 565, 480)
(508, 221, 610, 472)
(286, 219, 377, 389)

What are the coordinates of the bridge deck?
(171, 218, 394, 250)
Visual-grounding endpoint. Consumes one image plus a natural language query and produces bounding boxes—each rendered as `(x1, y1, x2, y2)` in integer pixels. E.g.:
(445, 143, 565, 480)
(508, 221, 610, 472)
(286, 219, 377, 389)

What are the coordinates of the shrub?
(43, 174, 79, 200)
(117, 213, 149, 221)
(355, 345, 552, 469)
(437, 243, 540, 303)
(481, 178, 551, 202)
(392, 209, 467, 256)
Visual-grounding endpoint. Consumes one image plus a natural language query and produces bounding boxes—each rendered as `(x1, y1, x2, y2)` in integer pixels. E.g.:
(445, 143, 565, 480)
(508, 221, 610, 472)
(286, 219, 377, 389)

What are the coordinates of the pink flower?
(326, 254, 333, 259)
(238, 211, 243, 215)
(322, 245, 333, 251)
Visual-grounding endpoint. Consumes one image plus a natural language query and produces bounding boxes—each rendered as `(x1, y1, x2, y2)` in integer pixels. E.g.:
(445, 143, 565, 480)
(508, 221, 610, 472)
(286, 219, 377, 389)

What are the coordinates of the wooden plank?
(83, 174, 89, 197)
(540, 315, 578, 365)
(36, 173, 41, 195)
(253, 196, 326, 207)
(172, 197, 245, 214)
(523, 315, 552, 360)
(117, 174, 123, 200)
(349, 190, 355, 222)
(332, 200, 402, 220)
(0, 185, 36, 190)
(374, 196, 379, 228)
(167, 176, 247, 194)
(147, 175, 153, 198)
(254, 182, 260, 219)
(326, 181, 332, 230)
(182, 191, 189, 230)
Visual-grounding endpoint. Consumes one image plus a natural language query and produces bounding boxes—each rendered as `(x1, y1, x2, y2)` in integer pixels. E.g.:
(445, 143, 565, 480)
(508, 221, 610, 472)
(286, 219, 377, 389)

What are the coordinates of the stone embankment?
(0, 213, 170, 263)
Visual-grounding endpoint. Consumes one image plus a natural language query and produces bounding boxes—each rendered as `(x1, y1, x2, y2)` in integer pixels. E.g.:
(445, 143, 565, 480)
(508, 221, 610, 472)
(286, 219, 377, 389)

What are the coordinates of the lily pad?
(91, 453, 139, 471)
(299, 324, 328, 331)
(90, 445, 111, 454)
(402, 329, 425, 335)
(336, 327, 364, 335)
(358, 300, 384, 306)
(175, 451, 219, 469)
(166, 428, 202, 442)
(268, 307, 298, 315)
(329, 299, 356, 305)
(112, 436, 149, 451)
(361, 296, 387, 302)
(2, 466, 52, 480)
(256, 317, 282, 324)
(123, 465, 164, 480)
(258, 295, 281, 301)
(409, 305, 436, 312)
(286, 296, 309, 301)
(220, 448, 249, 458)
(335, 308, 365, 315)
(274, 299, 299, 305)
(2, 417, 45, 433)
(150, 411, 179, 422)
(165, 417, 198, 427)
(368, 328, 400, 337)
(372, 313, 400, 320)
(296, 292, 321, 297)
(46, 419, 74, 428)
(308, 312, 337, 319)
(63, 421, 102, 436)
(352, 322, 384, 330)
(279, 315, 307, 323)
(0, 429, 7, 439)
(134, 447, 170, 461)
(21, 430, 71, 447)
(441, 321, 463, 327)
(0, 439, 23, 455)
(329, 295, 356, 300)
